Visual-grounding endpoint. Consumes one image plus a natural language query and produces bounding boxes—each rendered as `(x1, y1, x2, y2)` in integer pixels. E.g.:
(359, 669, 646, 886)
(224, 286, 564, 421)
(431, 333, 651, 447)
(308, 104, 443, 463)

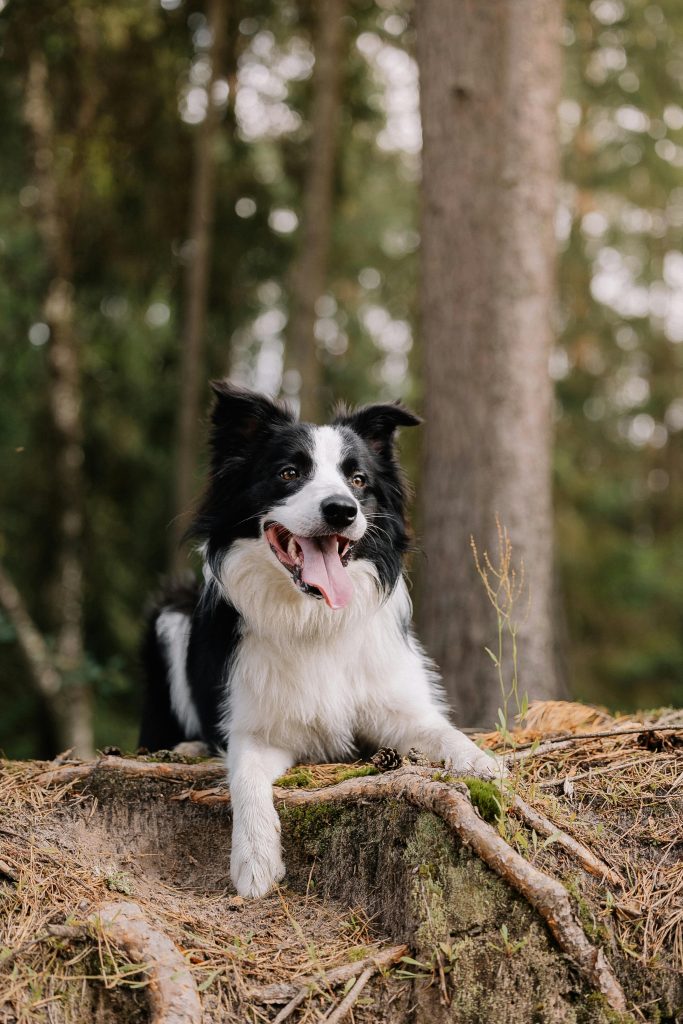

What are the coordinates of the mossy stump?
(1, 761, 681, 1023)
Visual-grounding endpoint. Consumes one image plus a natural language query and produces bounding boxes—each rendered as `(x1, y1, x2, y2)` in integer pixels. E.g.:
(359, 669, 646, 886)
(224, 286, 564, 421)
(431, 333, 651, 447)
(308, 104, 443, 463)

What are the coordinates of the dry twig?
(250, 943, 408, 1004)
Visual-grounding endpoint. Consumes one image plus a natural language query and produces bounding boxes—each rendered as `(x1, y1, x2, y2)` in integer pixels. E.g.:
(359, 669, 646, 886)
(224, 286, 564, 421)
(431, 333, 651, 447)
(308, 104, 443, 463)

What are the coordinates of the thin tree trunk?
(416, 0, 566, 727)
(170, 0, 228, 573)
(284, 0, 346, 424)
(23, 52, 93, 757)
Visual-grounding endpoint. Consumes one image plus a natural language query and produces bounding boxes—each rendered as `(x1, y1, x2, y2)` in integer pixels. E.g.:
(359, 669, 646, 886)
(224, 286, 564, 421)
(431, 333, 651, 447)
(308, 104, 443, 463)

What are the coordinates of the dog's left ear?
(335, 402, 421, 454)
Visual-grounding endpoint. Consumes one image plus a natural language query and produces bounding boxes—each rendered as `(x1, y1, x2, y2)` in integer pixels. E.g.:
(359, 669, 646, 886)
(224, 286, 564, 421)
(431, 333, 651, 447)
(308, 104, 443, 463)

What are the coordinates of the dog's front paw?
(444, 737, 506, 783)
(230, 826, 285, 898)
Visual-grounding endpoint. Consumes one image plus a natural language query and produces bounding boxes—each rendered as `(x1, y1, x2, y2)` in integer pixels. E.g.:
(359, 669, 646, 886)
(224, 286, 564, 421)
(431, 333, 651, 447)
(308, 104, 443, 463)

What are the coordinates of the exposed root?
(183, 767, 627, 1012)
(511, 795, 624, 886)
(36, 755, 226, 788)
(91, 900, 202, 1024)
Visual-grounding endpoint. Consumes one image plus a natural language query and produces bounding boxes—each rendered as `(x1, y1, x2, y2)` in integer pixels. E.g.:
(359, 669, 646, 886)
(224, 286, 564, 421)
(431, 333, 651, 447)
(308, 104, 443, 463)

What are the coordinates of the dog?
(140, 382, 500, 898)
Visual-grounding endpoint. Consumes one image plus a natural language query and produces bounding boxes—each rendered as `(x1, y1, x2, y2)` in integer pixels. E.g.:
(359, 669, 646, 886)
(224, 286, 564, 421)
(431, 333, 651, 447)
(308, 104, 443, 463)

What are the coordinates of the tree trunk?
(284, 0, 346, 424)
(416, 0, 566, 727)
(169, 0, 228, 573)
(23, 52, 93, 757)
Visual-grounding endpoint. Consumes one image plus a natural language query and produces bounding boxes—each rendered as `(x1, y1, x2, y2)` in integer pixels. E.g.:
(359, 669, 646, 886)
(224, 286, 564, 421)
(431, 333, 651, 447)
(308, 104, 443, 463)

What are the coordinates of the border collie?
(140, 382, 500, 898)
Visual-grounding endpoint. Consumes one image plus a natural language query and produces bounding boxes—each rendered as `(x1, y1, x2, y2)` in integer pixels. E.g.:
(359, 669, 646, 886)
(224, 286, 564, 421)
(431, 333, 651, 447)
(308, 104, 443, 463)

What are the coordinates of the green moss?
(346, 945, 370, 961)
(578, 992, 635, 1024)
(105, 870, 133, 895)
(275, 768, 315, 788)
(335, 765, 378, 782)
(564, 876, 612, 945)
(462, 776, 503, 824)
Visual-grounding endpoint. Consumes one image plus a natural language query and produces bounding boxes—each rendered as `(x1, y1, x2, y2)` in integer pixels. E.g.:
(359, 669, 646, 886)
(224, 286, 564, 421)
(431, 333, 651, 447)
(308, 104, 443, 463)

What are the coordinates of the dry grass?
(476, 701, 683, 976)
(0, 762, 393, 1024)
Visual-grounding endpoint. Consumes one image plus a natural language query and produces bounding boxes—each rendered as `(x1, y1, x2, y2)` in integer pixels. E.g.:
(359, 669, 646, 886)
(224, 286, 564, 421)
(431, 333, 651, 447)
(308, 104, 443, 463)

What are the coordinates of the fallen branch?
(92, 901, 201, 1024)
(507, 726, 682, 761)
(249, 943, 408, 1004)
(511, 795, 624, 887)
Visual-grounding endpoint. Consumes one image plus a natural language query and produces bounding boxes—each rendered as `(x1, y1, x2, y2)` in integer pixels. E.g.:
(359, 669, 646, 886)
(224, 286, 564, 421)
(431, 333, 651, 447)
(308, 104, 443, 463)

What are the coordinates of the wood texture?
(415, 0, 565, 725)
(170, 0, 228, 570)
(285, 0, 346, 423)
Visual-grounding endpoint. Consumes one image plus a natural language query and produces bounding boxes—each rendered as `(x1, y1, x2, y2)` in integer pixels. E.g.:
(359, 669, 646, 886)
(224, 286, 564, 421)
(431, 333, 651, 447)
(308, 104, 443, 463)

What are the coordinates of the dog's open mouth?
(264, 523, 355, 610)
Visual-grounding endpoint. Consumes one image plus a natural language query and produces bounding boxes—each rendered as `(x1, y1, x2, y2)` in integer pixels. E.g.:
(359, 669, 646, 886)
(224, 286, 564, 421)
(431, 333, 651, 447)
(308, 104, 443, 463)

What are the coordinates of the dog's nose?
(321, 495, 358, 530)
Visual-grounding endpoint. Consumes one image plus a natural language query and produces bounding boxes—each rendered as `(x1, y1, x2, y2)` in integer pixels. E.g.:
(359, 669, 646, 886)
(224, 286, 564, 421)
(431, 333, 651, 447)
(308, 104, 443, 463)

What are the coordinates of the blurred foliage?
(0, 0, 681, 756)
(557, 0, 683, 711)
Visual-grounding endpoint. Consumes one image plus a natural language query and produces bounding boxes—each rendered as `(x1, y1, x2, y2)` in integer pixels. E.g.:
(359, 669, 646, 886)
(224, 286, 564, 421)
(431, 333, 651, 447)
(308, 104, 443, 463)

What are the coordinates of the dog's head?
(191, 382, 420, 609)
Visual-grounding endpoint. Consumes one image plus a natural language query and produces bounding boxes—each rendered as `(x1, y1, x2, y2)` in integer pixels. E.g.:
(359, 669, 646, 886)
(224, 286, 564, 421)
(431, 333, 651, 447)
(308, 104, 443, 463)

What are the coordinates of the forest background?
(1, 0, 682, 758)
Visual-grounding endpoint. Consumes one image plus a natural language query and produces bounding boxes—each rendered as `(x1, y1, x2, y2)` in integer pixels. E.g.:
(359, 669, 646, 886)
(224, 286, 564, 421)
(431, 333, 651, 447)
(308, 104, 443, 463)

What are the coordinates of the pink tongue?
(295, 536, 353, 610)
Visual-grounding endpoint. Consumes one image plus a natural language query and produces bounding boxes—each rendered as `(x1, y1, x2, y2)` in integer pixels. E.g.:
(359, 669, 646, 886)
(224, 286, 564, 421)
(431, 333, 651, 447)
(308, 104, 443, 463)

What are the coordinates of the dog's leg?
(370, 708, 503, 780)
(227, 733, 294, 899)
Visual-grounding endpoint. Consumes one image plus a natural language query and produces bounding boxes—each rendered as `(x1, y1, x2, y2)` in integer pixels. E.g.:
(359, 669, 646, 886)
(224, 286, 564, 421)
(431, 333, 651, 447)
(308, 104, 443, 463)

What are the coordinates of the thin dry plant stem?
(470, 517, 530, 753)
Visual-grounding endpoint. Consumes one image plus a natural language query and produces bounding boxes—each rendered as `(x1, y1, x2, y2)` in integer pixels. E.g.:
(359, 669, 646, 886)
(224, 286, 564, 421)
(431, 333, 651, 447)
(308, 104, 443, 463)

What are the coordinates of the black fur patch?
(139, 385, 421, 752)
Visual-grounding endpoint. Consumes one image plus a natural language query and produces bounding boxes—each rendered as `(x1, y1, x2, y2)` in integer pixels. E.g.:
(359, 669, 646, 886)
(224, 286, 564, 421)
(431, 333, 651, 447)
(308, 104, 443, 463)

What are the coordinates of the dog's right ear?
(209, 381, 294, 456)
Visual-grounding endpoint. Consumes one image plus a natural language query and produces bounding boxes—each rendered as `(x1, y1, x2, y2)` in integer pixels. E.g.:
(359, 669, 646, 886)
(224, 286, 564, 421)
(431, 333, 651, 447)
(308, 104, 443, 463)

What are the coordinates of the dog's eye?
(350, 473, 367, 489)
(280, 466, 299, 482)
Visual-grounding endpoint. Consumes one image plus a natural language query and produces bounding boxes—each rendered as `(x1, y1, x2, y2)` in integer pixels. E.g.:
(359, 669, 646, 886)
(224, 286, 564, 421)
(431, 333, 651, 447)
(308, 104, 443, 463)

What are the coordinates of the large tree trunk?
(22, 51, 94, 757)
(284, 0, 346, 424)
(169, 0, 228, 573)
(416, 0, 566, 727)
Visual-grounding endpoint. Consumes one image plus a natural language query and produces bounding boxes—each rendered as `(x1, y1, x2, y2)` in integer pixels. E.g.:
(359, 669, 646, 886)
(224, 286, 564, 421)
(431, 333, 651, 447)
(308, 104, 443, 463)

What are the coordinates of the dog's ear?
(209, 380, 294, 455)
(335, 401, 421, 455)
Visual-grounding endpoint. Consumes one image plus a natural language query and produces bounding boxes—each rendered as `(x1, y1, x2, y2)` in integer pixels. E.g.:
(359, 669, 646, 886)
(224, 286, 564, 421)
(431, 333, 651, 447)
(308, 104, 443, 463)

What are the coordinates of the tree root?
(36, 755, 225, 788)
(511, 795, 624, 886)
(1, 899, 201, 1023)
(39, 758, 628, 1012)
(89, 900, 201, 1024)
(186, 767, 627, 1012)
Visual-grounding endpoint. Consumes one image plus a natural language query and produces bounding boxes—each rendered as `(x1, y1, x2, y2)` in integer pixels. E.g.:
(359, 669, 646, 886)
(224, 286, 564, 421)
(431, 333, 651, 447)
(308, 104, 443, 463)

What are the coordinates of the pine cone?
(406, 748, 430, 766)
(370, 747, 403, 772)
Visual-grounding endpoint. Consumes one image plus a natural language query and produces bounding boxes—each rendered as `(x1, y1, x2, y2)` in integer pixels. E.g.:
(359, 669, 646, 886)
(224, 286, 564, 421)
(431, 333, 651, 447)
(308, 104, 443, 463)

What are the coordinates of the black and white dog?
(140, 382, 499, 898)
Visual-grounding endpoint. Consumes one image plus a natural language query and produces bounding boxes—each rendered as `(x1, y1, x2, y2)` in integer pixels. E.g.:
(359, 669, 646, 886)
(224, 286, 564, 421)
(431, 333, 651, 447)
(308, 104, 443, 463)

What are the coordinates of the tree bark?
(416, 0, 566, 726)
(284, 0, 346, 424)
(23, 51, 93, 757)
(170, 0, 228, 573)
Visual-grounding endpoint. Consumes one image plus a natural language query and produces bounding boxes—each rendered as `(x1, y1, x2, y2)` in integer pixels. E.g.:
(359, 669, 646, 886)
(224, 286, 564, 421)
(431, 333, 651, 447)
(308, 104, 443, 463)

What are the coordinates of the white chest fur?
(215, 539, 440, 761)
